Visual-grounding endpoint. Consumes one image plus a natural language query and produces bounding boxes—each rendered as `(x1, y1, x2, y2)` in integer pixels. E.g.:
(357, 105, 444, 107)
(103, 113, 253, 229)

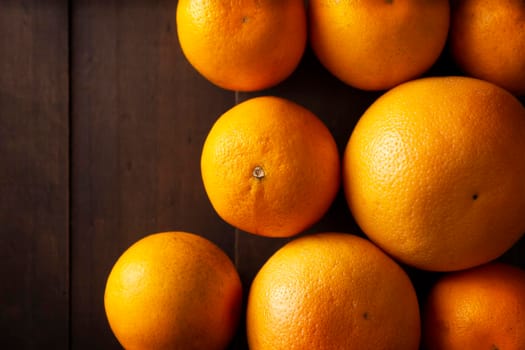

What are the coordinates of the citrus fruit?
(246, 232, 421, 350)
(309, 0, 449, 91)
(201, 96, 340, 238)
(343, 76, 525, 271)
(104, 231, 242, 350)
(423, 262, 525, 350)
(449, 0, 525, 95)
(176, 0, 307, 91)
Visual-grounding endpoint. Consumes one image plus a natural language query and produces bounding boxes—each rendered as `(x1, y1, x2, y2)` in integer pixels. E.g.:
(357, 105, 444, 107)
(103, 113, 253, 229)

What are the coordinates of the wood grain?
(0, 1, 69, 348)
(70, 1, 236, 348)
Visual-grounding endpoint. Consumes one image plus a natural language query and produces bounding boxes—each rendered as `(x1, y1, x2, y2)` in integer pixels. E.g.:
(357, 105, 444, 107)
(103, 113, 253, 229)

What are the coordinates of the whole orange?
(423, 262, 525, 350)
(309, 0, 449, 91)
(176, 0, 306, 91)
(201, 96, 340, 238)
(450, 0, 525, 95)
(104, 232, 242, 350)
(246, 232, 421, 350)
(343, 76, 525, 271)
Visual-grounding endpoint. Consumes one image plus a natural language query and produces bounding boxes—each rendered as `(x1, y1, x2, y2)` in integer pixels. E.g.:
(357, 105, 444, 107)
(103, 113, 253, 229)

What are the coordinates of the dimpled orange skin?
(201, 96, 340, 238)
(423, 263, 525, 350)
(450, 0, 525, 96)
(176, 0, 307, 92)
(246, 232, 421, 350)
(309, 0, 449, 91)
(104, 232, 242, 350)
(343, 76, 525, 271)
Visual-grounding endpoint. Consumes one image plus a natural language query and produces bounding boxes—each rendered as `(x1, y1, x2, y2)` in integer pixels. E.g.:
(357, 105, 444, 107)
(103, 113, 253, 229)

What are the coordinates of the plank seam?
(67, 0, 73, 348)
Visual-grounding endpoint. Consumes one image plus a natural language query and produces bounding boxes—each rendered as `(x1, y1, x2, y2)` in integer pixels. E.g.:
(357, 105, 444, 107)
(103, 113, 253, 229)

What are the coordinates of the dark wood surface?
(1, 1, 524, 349)
(0, 1, 70, 348)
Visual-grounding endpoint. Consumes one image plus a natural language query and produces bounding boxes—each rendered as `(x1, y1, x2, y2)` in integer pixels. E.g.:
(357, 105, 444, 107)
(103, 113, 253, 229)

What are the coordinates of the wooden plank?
(0, 0, 69, 348)
(70, 1, 236, 348)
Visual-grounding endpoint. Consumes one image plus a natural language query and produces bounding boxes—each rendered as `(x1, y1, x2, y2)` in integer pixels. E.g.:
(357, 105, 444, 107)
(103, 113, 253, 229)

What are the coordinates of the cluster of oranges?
(104, 1, 525, 349)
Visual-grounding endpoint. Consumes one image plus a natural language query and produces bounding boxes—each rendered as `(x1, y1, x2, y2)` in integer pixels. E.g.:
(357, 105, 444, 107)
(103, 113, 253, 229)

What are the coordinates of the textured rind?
(450, 0, 525, 95)
(247, 232, 421, 350)
(423, 263, 525, 350)
(309, 0, 450, 90)
(201, 96, 340, 237)
(344, 76, 525, 271)
(176, 0, 307, 91)
(104, 232, 242, 350)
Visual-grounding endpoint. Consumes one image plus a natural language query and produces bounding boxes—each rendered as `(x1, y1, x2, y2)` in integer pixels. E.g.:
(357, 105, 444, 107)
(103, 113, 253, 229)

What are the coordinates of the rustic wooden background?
(1, 1, 524, 349)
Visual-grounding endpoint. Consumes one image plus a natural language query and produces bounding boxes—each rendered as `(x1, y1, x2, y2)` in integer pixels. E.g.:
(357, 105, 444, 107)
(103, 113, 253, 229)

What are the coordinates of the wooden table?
(2, 1, 524, 349)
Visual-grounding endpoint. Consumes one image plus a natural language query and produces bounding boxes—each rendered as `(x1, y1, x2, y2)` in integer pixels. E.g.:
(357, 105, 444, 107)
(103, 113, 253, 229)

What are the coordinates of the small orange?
(309, 0, 449, 91)
(104, 231, 242, 350)
(343, 76, 525, 271)
(176, 0, 307, 91)
(449, 0, 525, 95)
(246, 232, 421, 350)
(422, 262, 525, 350)
(201, 96, 340, 238)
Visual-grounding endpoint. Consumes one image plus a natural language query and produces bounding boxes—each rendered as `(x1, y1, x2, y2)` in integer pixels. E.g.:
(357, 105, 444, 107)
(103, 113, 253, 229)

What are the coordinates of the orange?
(176, 0, 307, 91)
(246, 232, 421, 350)
(201, 96, 340, 238)
(422, 262, 525, 350)
(104, 231, 242, 350)
(343, 76, 525, 271)
(450, 0, 525, 95)
(309, 0, 449, 91)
